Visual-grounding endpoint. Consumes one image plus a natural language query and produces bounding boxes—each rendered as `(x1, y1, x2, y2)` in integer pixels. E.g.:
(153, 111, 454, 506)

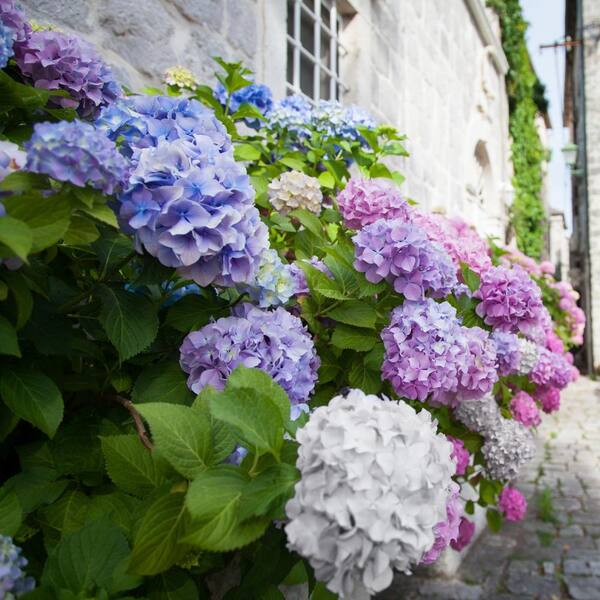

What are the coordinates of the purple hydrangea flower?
(474, 266, 545, 337)
(0, 0, 29, 44)
(530, 348, 572, 390)
(353, 219, 457, 300)
(24, 121, 129, 194)
(289, 256, 332, 296)
(214, 82, 273, 128)
(179, 303, 319, 405)
(381, 299, 467, 402)
(447, 435, 470, 476)
(421, 482, 463, 564)
(0, 140, 25, 183)
(498, 487, 527, 522)
(455, 326, 498, 400)
(491, 331, 521, 376)
(337, 178, 410, 230)
(101, 96, 268, 287)
(510, 390, 541, 427)
(534, 386, 560, 414)
(0, 535, 35, 598)
(450, 517, 475, 551)
(14, 29, 121, 118)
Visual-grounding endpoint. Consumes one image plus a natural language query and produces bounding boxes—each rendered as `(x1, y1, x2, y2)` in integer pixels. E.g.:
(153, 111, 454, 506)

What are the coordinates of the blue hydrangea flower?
(179, 302, 320, 405)
(214, 82, 273, 128)
(0, 140, 25, 184)
(267, 94, 313, 136)
(0, 535, 35, 598)
(491, 331, 521, 376)
(99, 96, 268, 287)
(239, 249, 296, 307)
(312, 100, 376, 142)
(0, 20, 14, 68)
(24, 121, 129, 194)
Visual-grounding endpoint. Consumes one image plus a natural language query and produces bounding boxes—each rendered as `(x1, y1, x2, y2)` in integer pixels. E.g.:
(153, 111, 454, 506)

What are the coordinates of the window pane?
(321, 3, 331, 26)
(319, 72, 331, 100)
(300, 9, 315, 54)
(300, 53, 315, 98)
(287, 0, 295, 37)
(321, 31, 331, 69)
(287, 43, 294, 85)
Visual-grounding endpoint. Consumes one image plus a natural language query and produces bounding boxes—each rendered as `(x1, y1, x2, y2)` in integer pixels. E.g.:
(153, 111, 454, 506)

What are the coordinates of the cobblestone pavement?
(379, 377, 600, 600)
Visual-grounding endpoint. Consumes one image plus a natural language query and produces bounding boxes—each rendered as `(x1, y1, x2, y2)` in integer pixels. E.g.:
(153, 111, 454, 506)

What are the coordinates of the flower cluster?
(24, 121, 128, 194)
(517, 338, 539, 374)
(382, 300, 496, 405)
(239, 249, 296, 308)
(530, 348, 573, 389)
(498, 487, 527, 522)
(215, 82, 273, 127)
(447, 436, 470, 476)
(101, 95, 268, 286)
(353, 220, 457, 300)
(491, 331, 521, 376)
(0, 140, 25, 184)
(267, 95, 312, 136)
(552, 280, 585, 345)
(510, 391, 541, 428)
(164, 65, 199, 89)
(454, 393, 501, 434)
(337, 178, 410, 230)
(0, 535, 35, 598)
(268, 170, 322, 214)
(285, 389, 456, 598)
(534, 386, 561, 414)
(0, 0, 29, 69)
(450, 517, 475, 552)
(179, 303, 319, 406)
(474, 266, 545, 338)
(14, 29, 121, 118)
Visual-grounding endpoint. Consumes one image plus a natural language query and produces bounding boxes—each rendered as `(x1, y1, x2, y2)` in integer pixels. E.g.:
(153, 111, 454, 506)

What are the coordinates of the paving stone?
(564, 558, 600, 576)
(559, 524, 585, 537)
(564, 576, 600, 600)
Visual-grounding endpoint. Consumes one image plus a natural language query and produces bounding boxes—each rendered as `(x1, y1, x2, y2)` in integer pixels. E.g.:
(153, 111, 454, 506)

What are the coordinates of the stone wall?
(20, 0, 512, 240)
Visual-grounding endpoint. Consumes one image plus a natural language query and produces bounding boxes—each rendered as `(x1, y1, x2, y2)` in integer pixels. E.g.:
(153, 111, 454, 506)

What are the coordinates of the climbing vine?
(488, 0, 547, 259)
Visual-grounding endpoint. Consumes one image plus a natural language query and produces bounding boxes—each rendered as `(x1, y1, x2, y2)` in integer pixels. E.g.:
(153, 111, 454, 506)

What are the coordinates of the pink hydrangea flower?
(539, 261, 555, 274)
(498, 487, 527, 522)
(510, 391, 541, 427)
(531, 348, 573, 389)
(545, 330, 564, 354)
(534, 386, 560, 414)
(447, 436, 470, 476)
(337, 177, 410, 230)
(450, 517, 476, 551)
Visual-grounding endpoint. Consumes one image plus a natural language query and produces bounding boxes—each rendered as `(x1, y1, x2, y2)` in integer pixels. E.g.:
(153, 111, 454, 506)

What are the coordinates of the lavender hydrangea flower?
(510, 390, 541, 427)
(289, 256, 332, 295)
(14, 29, 121, 118)
(0, 535, 35, 598)
(337, 178, 410, 230)
(100, 96, 268, 287)
(285, 389, 456, 598)
(456, 326, 497, 400)
(267, 94, 312, 136)
(420, 482, 463, 565)
(531, 348, 572, 390)
(474, 266, 545, 338)
(214, 82, 273, 128)
(491, 331, 521, 376)
(179, 303, 319, 405)
(239, 249, 296, 308)
(381, 299, 466, 402)
(353, 219, 457, 300)
(25, 121, 129, 194)
(0, 1, 29, 44)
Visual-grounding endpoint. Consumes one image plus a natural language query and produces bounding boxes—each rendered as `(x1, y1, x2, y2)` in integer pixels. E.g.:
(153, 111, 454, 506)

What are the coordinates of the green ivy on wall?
(488, 0, 547, 259)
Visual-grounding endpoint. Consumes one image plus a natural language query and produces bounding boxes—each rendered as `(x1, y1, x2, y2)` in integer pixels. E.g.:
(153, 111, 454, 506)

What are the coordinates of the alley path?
(380, 377, 600, 600)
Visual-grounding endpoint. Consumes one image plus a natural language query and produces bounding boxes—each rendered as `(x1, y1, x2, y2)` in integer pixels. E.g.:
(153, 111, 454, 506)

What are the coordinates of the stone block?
(565, 576, 600, 600)
(226, 0, 257, 58)
(172, 0, 224, 29)
(21, 0, 91, 31)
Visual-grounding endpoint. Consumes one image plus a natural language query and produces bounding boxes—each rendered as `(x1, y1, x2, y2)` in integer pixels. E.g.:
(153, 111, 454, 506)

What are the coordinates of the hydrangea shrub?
(0, 12, 585, 599)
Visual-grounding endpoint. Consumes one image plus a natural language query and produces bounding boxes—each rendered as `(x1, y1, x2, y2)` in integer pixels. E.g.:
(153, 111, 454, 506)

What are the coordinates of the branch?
(110, 395, 153, 451)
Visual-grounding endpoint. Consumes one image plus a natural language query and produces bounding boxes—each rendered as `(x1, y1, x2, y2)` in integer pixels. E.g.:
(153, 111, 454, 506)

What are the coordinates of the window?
(286, 0, 346, 101)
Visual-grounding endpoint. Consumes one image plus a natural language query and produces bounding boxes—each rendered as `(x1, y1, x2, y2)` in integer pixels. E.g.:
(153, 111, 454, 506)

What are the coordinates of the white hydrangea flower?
(164, 65, 199, 89)
(482, 417, 536, 481)
(453, 393, 501, 435)
(268, 170, 323, 215)
(285, 389, 456, 599)
(517, 338, 539, 375)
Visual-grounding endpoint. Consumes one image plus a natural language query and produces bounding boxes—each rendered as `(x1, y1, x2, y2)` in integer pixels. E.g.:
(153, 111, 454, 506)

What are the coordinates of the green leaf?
(87, 492, 140, 539)
(129, 492, 190, 576)
(479, 479, 497, 506)
(0, 369, 63, 437)
(39, 489, 90, 540)
(100, 434, 168, 496)
(0, 489, 22, 536)
(348, 355, 382, 394)
(42, 517, 134, 595)
(165, 294, 229, 333)
(137, 403, 213, 479)
(184, 467, 268, 551)
(330, 325, 378, 351)
(0, 216, 32, 261)
(279, 156, 306, 170)
(318, 171, 335, 190)
(3, 468, 68, 514)
(289, 209, 323, 238)
(0, 315, 20, 357)
(311, 582, 338, 599)
(368, 163, 392, 179)
(3, 193, 71, 252)
(461, 263, 481, 293)
(132, 362, 194, 406)
(3, 271, 34, 329)
(0, 171, 49, 193)
(98, 285, 159, 360)
(486, 508, 503, 533)
(148, 569, 199, 600)
(325, 300, 377, 328)
(381, 140, 409, 156)
(238, 464, 299, 521)
(234, 143, 262, 161)
(81, 203, 118, 227)
(62, 215, 100, 246)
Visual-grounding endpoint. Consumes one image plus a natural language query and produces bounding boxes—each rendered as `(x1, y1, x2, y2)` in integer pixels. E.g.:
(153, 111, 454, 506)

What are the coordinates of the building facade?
(564, 0, 600, 371)
(22, 0, 517, 241)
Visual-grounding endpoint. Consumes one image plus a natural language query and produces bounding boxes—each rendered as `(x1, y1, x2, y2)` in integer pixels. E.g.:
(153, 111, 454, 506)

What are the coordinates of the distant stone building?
(21, 0, 517, 241)
(564, 0, 600, 371)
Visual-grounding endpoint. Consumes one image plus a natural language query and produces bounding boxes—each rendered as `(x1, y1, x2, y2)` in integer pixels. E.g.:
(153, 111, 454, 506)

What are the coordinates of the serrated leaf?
(0, 369, 63, 437)
(87, 492, 140, 539)
(0, 315, 20, 357)
(348, 355, 382, 394)
(289, 209, 323, 238)
(192, 389, 236, 464)
(98, 285, 159, 360)
(330, 325, 377, 351)
(479, 479, 497, 506)
(3, 271, 33, 329)
(132, 362, 193, 406)
(0, 489, 22, 536)
(0, 171, 48, 193)
(42, 517, 133, 595)
(148, 569, 199, 600)
(0, 216, 32, 261)
(137, 403, 213, 479)
(234, 143, 261, 161)
(3, 468, 68, 513)
(238, 464, 298, 521)
(129, 492, 190, 576)
(461, 262, 481, 293)
(165, 294, 229, 333)
(62, 215, 99, 246)
(100, 434, 168, 496)
(318, 171, 335, 190)
(82, 203, 118, 227)
(326, 300, 377, 328)
(39, 489, 90, 539)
